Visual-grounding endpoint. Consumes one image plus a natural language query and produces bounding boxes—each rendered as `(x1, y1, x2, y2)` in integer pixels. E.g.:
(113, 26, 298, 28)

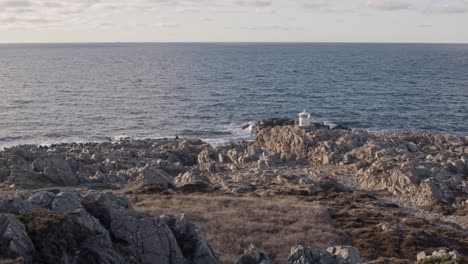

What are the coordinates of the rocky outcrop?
(0, 195, 32, 215)
(253, 120, 468, 211)
(27, 191, 55, 209)
(0, 191, 220, 264)
(174, 170, 213, 192)
(0, 213, 34, 263)
(1, 119, 467, 213)
(0, 139, 211, 189)
(125, 164, 176, 193)
(287, 245, 361, 264)
(235, 244, 272, 264)
(161, 214, 221, 264)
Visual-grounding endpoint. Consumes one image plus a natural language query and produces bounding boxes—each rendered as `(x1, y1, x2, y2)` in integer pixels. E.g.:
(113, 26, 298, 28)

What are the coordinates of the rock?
(36, 157, 78, 186)
(287, 245, 361, 264)
(24, 209, 126, 264)
(332, 124, 352, 131)
(50, 191, 83, 212)
(162, 214, 221, 264)
(82, 192, 184, 264)
(140, 164, 174, 188)
(125, 164, 175, 193)
(287, 245, 334, 264)
(0, 195, 33, 215)
(27, 191, 56, 209)
(326, 246, 361, 264)
(0, 213, 34, 263)
(174, 170, 213, 192)
(235, 244, 272, 264)
(197, 148, 219, 173)
(416, 251, 426, 261)
(415, 249, 460, 262)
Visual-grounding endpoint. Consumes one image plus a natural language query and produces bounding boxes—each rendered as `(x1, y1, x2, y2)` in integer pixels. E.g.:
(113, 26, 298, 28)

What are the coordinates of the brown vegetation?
(132, 194, 349, 263)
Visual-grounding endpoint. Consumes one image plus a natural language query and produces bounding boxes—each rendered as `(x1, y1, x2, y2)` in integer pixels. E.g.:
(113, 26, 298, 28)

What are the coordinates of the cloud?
(234, 0, 272, 7)
(298, 0, 329, 9)
(1, 1, 32, 8)
(366, 0, 411, 11)
(426, 2, 468, 14)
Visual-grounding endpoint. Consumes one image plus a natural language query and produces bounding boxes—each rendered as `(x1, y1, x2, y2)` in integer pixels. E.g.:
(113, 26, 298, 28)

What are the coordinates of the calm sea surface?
(0, 43, 467, 148)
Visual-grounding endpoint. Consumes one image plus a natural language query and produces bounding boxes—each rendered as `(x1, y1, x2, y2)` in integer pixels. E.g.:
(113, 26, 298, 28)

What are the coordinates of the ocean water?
(0, 43, 467, 148)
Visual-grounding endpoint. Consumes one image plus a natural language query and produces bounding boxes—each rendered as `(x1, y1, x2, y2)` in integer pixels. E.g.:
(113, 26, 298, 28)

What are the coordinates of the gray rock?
(0, 195, 33, 215)
(83, 191, 184, 264)
(235, 244, 272, 264)
(36, 157, 78, 186)
(162, 214, 221, 264)
(197, 148, 219, 173)
(287, 245, 334, 264)
(28, 208, 126, 264)
(288, 245, 362, 264)
(50, 191, 83, 212)
(0, 213, 34, 263)
(174, 170, 213, 192)
(27, 191, 56, 209)
(326, 246, 361, 264)
(140, 164, 175, 189)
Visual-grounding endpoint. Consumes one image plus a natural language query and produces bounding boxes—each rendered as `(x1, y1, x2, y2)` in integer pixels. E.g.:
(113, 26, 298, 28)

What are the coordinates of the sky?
(0, 0, 467, 43)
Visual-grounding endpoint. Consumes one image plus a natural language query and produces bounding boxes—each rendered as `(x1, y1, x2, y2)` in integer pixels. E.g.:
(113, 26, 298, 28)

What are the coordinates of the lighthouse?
(298, 110, 311, 127)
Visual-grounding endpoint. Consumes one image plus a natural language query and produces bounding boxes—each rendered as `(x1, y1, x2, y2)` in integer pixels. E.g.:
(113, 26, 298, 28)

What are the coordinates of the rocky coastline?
(1, 119, 467, 263)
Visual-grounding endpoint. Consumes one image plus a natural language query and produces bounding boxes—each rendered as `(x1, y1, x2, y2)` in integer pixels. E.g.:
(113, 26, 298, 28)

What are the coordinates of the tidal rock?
(0, 213, 34, 263)
(235, 244, 272, 264)
(162, 214, 221, 264)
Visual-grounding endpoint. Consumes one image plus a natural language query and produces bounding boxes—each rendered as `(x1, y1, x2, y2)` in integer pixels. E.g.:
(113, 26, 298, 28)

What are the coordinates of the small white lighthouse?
(298, 109, 311, 127)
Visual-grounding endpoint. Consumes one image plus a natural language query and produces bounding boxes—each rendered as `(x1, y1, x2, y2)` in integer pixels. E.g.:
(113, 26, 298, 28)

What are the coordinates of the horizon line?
(1, 41, 468, 45)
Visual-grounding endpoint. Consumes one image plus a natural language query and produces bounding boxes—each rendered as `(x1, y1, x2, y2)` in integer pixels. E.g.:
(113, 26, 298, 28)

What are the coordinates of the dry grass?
(132, 194, 349, 263)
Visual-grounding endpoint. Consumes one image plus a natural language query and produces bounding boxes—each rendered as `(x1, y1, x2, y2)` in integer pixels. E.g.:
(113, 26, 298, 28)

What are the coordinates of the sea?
(0, 43, 467, 148)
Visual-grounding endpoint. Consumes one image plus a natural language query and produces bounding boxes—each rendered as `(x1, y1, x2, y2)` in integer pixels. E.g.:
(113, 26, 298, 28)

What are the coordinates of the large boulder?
(82, 192, 184, 264)
(23, 209, 126, 264)
(161, 214, 221, 264)
(0, 213, 34, 263)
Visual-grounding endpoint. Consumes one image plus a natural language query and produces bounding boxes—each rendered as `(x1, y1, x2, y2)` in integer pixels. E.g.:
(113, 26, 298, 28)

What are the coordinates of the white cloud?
(366, 0, 411, 11)
(426, 1, 468, 14)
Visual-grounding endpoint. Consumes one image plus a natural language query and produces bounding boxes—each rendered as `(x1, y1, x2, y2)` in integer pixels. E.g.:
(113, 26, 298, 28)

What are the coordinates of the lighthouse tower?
(298, 110, 311, 127)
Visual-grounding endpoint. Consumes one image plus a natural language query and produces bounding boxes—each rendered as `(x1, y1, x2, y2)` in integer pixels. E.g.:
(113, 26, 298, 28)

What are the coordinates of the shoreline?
(2, 124, 466, 151)
(1, 119, 467, 263)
